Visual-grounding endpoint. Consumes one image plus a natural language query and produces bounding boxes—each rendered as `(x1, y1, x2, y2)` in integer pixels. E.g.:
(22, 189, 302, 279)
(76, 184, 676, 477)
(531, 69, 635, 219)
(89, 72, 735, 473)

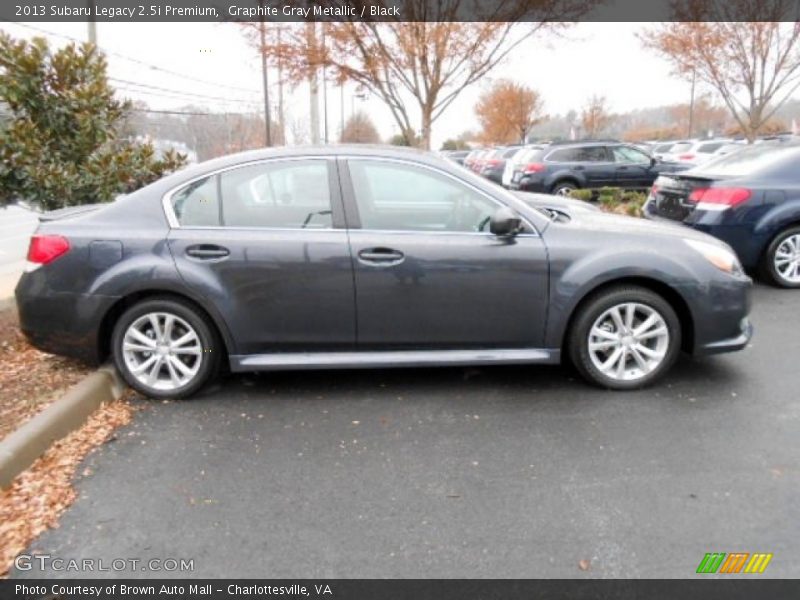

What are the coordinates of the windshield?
(691, 144, 800, 177)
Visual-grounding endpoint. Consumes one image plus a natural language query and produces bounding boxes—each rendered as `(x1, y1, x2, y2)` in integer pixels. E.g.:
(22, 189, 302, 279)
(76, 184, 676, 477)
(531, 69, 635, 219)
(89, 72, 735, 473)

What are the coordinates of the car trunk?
(649, 174, 722, 221)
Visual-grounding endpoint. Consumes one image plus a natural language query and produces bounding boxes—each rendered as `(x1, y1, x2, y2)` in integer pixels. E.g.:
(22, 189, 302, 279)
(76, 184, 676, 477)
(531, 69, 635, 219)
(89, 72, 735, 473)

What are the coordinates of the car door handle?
(186, 245, 230, 260)
(358, 247, 405, 265)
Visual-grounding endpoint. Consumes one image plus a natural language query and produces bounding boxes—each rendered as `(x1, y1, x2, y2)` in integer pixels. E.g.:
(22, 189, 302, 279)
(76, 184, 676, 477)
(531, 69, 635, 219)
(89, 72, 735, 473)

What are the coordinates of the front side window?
(220, 160, 332, 229)
(612, 146, 651, 164)
(348, 160, 499, 233)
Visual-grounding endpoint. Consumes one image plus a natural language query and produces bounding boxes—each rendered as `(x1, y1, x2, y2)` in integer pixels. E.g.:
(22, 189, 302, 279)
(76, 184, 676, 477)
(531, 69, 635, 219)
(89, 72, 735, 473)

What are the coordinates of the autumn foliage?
(642, 1, 800, 141)
(475, 80, 546, 144)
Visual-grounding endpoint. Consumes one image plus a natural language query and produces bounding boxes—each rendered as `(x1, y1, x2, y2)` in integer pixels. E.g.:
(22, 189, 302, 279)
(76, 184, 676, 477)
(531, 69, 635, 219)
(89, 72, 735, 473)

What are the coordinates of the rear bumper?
(15, 271, 117, 364)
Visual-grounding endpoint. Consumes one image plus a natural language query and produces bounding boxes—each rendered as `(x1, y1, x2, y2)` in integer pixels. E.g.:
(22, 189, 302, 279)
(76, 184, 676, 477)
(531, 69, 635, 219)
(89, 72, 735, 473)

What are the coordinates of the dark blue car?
(644, 143, 800, 288)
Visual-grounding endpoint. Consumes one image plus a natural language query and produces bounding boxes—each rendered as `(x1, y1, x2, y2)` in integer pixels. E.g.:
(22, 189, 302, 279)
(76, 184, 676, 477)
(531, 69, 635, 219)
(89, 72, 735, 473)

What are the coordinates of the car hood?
(565, 208, 726, 246)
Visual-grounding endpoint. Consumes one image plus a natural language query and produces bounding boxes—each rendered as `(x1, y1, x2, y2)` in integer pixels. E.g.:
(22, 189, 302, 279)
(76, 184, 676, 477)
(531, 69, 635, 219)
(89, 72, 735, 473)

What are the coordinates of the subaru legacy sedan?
(16, 146, 752, 399)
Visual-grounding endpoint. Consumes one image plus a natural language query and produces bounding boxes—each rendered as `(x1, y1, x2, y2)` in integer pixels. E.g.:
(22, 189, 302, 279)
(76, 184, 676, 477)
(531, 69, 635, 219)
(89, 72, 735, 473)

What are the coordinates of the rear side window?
(169, 160, 333, 229)
(220, 160, 332, 229)
(548, 146, 609, 162)
(171, 176, 219, 227)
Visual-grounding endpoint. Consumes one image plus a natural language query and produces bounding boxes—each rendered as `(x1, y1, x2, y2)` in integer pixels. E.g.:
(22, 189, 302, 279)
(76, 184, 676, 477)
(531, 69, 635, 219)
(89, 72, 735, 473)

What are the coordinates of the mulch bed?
(0, 308, 90, 441)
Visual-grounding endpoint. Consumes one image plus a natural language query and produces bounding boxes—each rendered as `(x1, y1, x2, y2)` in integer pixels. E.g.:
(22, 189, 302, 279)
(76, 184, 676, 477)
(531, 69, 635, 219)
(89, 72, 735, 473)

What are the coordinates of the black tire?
(111, 297, 220, 399)
(551, 181, 578, 197)
(567, 286, 682, 390)
(760, 226, 800, 288)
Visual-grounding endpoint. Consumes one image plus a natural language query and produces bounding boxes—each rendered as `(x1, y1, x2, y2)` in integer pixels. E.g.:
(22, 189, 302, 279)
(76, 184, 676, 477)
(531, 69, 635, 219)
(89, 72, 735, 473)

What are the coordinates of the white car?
(502, 145, 547, 187)
(662, 140, 730, 165)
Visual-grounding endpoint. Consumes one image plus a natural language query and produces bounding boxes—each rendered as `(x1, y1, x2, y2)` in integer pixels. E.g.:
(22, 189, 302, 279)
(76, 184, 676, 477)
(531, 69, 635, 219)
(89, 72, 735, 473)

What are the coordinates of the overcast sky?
(0, 21, 764, 147)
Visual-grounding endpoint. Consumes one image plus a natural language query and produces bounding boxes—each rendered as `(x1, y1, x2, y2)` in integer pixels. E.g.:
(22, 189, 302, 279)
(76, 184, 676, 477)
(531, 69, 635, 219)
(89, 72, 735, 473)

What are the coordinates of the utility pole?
(277, 26, 284, 145)
(687, 67, 696, 139)
(258, 1, 271, 146)
(306, 22, 320, 144)
(321, 26, 329, 144)
(87, 0, 97, 44)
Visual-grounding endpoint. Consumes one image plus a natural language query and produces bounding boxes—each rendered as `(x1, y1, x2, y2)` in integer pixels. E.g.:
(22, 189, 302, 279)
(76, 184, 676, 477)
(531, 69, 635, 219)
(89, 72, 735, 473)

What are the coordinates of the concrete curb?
(0, 365, 126, 489)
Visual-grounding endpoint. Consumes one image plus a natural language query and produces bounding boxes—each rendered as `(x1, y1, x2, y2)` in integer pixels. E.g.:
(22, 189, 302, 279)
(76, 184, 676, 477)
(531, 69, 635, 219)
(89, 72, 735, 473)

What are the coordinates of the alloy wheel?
(121, 312, 203, 392)
(587, 302, 670, 382)
(773, 234, 800, 284)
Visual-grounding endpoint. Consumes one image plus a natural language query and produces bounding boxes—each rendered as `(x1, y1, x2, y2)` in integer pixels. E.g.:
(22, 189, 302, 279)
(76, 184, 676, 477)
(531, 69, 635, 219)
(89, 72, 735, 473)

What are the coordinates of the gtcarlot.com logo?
(696, 552, 773, 574)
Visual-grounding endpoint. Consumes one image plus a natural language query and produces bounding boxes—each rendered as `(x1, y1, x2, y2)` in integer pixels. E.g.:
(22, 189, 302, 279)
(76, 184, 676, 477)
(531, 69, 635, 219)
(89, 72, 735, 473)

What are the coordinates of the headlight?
(684, 239, 743, 275)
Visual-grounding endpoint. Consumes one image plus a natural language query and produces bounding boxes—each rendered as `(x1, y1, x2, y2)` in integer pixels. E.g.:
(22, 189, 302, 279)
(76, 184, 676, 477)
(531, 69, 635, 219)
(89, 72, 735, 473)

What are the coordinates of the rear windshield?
(696, 142, 724, 153)
(654, 143, 674, 152)
(514, 148, 546, 164)
(669, 142, 692, 154)
(691, 145, 800, 178)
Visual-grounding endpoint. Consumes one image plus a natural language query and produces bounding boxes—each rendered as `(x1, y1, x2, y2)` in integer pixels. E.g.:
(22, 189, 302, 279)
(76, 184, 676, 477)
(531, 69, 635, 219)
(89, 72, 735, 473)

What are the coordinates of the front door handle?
(358, 247, 405, 265)
(186, 244, 230, 260)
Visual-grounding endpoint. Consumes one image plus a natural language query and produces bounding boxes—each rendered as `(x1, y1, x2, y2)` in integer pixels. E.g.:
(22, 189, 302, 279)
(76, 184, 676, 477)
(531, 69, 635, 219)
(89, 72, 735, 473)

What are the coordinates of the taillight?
(649, 184, 659, 197)
(27, 234, 70, 265)
(524, 163, 546, 173)
(486, 159, 501, 167)
(678, 153, 695, 160)
(688, 187, 752, 208)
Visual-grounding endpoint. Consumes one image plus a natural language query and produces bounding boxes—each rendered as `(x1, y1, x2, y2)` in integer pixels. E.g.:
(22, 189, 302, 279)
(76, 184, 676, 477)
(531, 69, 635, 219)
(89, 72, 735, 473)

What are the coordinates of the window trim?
(162, 156, 343, 231)
(339, 156, 539, 237)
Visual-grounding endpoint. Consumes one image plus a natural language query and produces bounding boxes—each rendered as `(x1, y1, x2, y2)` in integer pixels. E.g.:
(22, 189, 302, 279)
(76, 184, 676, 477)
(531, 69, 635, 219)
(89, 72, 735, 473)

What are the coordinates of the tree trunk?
(420, 108, 433, 150)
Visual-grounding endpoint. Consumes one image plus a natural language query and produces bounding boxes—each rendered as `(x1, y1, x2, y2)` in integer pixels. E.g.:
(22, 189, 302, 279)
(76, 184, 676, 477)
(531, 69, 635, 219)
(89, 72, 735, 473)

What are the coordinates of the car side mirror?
(650, 157, 657, 166)
(490, 207, 522, 236)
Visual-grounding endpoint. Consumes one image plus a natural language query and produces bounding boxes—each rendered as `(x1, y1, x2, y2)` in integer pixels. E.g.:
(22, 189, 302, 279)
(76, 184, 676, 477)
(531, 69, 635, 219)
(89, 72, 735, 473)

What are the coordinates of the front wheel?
(568, 287, 681, 390)
(111, 298, 220, 399)
(761, 227, 800, 288)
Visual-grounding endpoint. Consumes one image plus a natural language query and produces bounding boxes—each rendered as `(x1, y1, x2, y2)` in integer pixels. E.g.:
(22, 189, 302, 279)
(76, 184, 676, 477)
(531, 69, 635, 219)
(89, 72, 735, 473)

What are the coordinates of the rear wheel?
(568, 286, 681, 390)
(111, 298, 220, 399)
(761, 227, 800, 288)
(551, 181, 578, 196)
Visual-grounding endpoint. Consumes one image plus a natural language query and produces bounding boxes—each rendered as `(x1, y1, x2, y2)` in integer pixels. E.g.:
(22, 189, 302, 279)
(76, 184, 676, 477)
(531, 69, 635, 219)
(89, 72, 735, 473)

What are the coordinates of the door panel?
(348, 230, 549, 348)
(342, 158, 549, 349)
(166, 158, 356, 355)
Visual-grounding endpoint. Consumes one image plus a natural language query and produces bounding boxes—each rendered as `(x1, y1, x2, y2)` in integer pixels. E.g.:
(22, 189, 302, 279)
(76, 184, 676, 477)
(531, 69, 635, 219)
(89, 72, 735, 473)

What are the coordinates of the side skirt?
(229, 348, 561, 372)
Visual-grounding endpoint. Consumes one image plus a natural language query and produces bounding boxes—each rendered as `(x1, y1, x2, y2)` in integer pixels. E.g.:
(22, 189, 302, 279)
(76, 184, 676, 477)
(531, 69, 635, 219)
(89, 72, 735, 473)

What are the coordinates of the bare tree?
(244, 0, 598, 149)
(642, 0, 800, 142)
(581, 95, 611, 138)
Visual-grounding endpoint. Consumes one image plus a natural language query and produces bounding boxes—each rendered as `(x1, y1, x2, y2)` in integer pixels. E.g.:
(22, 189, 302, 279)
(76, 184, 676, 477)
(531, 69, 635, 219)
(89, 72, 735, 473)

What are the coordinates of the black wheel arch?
(560, 276, 695, 357)
(97, 289, 233, 363)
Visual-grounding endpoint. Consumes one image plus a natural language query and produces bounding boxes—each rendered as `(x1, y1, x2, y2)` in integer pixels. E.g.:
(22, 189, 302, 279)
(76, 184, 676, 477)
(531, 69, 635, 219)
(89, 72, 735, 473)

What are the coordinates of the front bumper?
(695, 317, 753, 356)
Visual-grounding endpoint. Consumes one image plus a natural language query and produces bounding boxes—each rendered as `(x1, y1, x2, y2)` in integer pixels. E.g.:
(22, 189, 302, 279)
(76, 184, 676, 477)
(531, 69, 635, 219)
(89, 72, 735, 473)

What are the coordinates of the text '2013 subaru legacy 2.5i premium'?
(16, 146, 753, 399)
(644, 142, 800, 288)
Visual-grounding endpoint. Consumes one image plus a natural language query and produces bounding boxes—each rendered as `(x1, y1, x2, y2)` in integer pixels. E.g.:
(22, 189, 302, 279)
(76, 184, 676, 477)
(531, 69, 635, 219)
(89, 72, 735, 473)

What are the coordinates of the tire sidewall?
(569, 287, 682, 390)
(111, 298, 219, 399)
(763, 227, 800, 288)
(552, 182, 577, 196)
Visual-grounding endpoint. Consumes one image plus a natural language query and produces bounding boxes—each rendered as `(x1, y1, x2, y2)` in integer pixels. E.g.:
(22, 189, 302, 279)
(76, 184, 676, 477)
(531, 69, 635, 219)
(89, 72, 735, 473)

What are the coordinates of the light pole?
(258, 0, 271, 146)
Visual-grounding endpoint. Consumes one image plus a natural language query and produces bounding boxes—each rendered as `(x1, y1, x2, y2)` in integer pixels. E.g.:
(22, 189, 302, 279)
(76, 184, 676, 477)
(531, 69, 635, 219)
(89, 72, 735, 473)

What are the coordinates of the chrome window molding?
(162, 153, 540, 237)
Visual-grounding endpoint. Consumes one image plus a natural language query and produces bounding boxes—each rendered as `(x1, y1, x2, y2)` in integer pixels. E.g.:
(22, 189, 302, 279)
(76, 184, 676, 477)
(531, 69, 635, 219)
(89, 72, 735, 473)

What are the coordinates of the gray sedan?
(15, 145, 752, 399)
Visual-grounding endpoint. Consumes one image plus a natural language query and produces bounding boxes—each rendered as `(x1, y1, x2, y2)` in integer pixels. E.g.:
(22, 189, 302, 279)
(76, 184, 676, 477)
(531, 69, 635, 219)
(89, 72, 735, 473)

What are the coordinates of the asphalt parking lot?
(13, 283, 799, 579)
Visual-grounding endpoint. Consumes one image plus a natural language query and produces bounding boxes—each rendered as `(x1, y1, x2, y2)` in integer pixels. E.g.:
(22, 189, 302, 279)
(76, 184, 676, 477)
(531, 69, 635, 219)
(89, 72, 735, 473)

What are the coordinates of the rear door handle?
(358, 247, 405, 265)
(186, 244, 230, 260)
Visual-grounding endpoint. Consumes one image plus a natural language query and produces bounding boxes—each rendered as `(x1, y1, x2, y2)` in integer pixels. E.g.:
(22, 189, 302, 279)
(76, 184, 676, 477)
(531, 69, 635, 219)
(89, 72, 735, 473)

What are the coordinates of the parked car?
(508, 141, 688, 196)
(644, 143, 800, 287)
(664, 140, 731, 165)
(441, 150, 470, 166)
(463, 148, 485, 171)
(503, 145, 548, 188)
(16, 145, 752, 399)
(711, 141, 747, 159)
(478, 146, 523, 184)
(651, 142, 674, 160)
